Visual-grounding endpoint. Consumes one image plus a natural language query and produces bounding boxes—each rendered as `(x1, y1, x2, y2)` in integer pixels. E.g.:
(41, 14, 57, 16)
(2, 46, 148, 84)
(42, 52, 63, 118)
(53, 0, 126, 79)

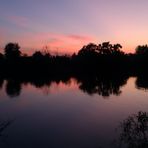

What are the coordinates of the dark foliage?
(77, 73, 128, 97)
(4, 43, 21, 59)
(0, 42, 147, 88)
(0, 72, 147, 98)
(117, 111, 148, 148)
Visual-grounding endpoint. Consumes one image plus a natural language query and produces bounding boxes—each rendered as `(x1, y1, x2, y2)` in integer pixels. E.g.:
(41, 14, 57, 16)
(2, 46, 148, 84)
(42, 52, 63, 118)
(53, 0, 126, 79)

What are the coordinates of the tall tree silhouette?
(32, 51, 44, 59)
(78, 42, 124, 56)
(136, 45, 148, 55)
(98, 42, 123, 55)
(4, 43, 21, 59)
(78, 43, 98, 56)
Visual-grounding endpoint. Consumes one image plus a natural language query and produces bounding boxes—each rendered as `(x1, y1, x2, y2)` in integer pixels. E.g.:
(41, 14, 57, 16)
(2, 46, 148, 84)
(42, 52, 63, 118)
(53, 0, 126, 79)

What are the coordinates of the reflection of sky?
(0, 77, 148, 147)
(0, 0, 148, 54)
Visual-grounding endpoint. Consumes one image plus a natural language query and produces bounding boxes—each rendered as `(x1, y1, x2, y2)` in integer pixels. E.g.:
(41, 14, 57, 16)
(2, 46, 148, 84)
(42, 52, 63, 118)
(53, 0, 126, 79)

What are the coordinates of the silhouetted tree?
(78, 43, 98, 56)
(78, 42, 124, 57)
(117, 111, 148, 148)
(134, 45, 148, 69)
(136, 45, 148, 55)
(44, 52, 51, 59)
(32, 51, 44, 59)
(98, 42, 123, 55)
(4, 43, 21, 59)
(98, 42, 112, 54)
(0, 41, 148, 78)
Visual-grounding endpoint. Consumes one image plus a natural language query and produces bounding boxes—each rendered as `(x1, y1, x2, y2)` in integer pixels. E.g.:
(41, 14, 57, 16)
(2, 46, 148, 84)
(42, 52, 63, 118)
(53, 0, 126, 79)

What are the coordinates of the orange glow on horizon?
(0, 30, 146, 55)
(0, 41, 138, 56)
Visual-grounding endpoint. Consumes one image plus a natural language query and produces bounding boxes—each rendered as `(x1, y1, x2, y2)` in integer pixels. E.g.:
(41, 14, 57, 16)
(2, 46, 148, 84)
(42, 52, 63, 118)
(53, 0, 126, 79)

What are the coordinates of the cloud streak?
(8, 30, 135, 54)
(9, 32, 96, 55)
(67, 35, 93, 41)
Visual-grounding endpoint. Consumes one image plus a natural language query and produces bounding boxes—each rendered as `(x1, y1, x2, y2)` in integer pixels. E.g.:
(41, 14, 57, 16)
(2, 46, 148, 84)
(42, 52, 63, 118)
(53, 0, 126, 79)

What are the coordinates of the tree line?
(0, 42, 148, 76)
(0, 42, 148, 97)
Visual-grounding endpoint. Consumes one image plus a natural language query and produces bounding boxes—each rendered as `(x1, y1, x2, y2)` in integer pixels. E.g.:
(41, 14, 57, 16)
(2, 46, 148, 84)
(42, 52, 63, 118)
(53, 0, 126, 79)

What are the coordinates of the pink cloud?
(0, 14, 96, 54)
(15, 32, 96, 55)
(67, 35, 93, 41)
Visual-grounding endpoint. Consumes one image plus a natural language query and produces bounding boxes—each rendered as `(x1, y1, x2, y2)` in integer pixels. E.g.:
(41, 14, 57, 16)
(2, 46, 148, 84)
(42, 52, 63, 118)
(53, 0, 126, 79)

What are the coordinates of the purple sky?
(0, 0, 148, 54)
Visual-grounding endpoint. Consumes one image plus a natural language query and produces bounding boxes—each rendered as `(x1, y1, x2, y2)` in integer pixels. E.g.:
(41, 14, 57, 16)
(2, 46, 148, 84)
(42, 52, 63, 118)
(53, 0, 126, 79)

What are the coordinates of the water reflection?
(136, 74, 148, 91)
(5, 80, 22, 98)
(0, 77, 4, 90)
(0, 76, 147, 148)
(0, 74, 128, 98)
(1, 74, 148, 98)
(116, 111, 148, 148)
(77, 74, 128, 97)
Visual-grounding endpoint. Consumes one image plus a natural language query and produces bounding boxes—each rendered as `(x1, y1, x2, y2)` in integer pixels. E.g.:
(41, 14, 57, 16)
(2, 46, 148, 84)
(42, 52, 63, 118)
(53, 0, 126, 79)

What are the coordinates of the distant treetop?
(78, 42, 124, 56)
(4, 43, 21, 59)
(136, 45, 148, 55)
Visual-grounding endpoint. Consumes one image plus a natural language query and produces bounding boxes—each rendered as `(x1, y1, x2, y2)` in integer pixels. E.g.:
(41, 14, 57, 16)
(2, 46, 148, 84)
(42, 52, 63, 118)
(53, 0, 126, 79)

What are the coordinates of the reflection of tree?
(117, 111, 148, 148)
(2, 74, 128, 98)
(5, 80, 22, 98)
(29, 76, 71, 89)
(3, 75, 72, 97)
(0, 78, 4, 90)
(78, 74, 128, 97)
(136, 75, 148, 90)
(30, 79, 51, 89)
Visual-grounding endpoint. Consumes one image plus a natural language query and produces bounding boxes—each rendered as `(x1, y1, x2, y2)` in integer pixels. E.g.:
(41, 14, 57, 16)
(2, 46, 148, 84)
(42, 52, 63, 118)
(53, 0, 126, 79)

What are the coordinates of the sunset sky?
(0, 0, 148, 54)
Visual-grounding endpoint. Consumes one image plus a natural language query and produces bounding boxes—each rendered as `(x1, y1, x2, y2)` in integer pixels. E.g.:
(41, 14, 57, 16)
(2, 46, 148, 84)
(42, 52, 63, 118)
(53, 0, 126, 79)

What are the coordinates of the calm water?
(0, 77, 148, 148)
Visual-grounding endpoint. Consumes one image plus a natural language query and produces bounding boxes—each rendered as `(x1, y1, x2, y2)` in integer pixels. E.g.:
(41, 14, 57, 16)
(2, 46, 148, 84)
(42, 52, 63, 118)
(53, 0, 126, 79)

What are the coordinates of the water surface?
(0, 77, 147, 148)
